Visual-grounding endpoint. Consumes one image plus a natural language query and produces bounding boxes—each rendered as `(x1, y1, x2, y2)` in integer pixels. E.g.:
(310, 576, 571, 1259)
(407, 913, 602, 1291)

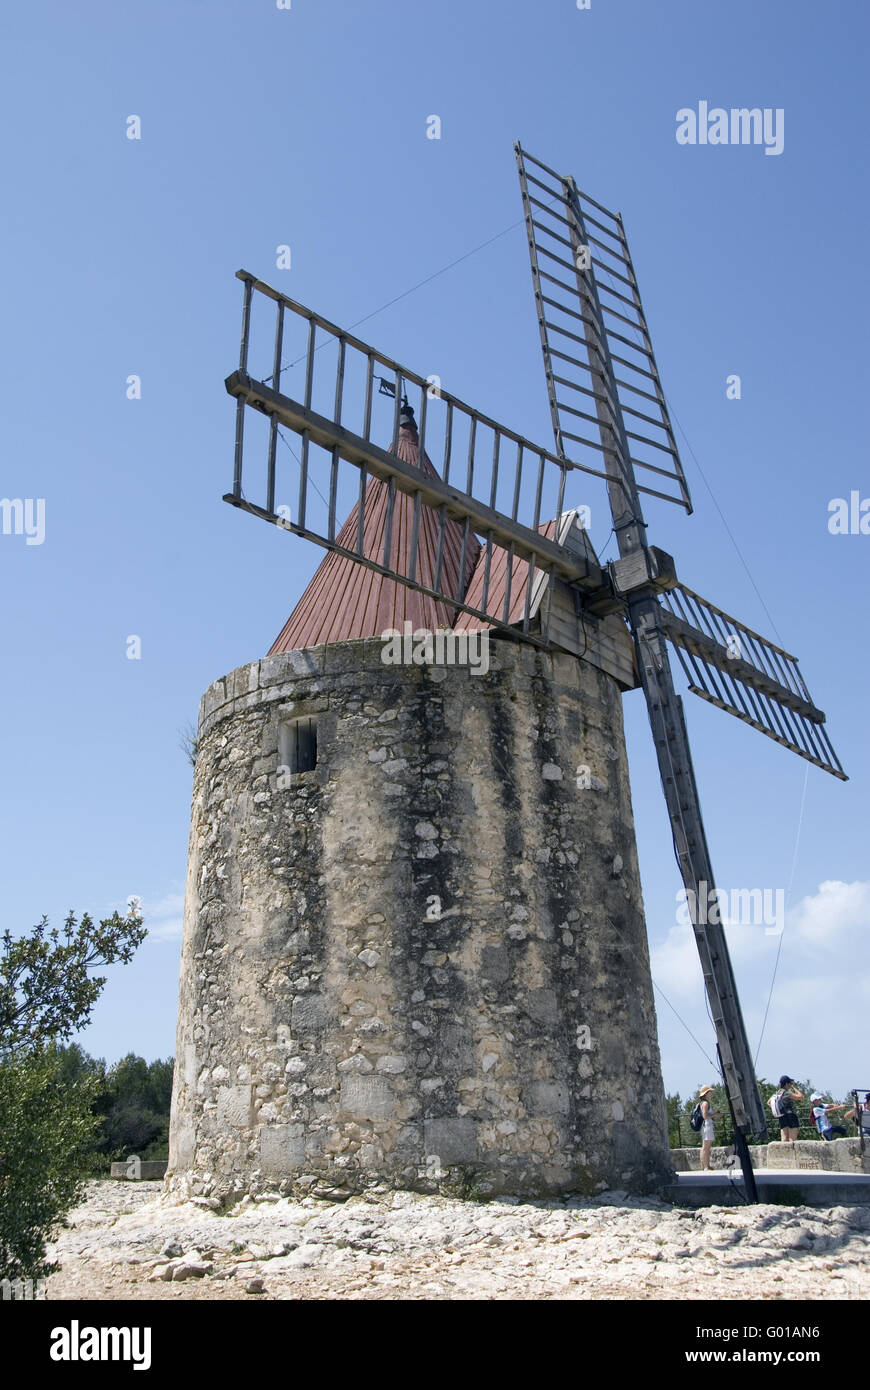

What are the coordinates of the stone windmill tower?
(167, 391, 673, 1203)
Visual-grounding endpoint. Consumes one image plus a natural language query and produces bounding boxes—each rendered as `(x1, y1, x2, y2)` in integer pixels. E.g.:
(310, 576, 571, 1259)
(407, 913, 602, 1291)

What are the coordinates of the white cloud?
(647, 878, 867, 1011)
(649, 920, 703, 999)
(790, 879, 870, 949)
(650, 905, 777, 1000)
(763, 968, 870, 1017)
(121, 892, 185, 942)
(653, 879, 870, 1097)
(650, 878, 870, 1002)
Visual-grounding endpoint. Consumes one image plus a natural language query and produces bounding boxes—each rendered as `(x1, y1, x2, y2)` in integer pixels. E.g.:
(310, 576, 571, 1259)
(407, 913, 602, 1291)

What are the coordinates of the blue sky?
(1, 0, 867, 1104)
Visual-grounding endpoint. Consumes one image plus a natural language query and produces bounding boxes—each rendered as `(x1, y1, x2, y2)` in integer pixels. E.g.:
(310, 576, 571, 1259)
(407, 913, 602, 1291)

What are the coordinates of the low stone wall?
(671, 1138, 870, 1175)
(109, 1161, 168, 1180)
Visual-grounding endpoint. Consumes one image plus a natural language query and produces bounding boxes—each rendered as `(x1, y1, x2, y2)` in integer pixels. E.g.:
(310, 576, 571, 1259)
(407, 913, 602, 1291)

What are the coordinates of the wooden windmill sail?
(223, 143, 846, 1195)
(269, 405, 479, 651)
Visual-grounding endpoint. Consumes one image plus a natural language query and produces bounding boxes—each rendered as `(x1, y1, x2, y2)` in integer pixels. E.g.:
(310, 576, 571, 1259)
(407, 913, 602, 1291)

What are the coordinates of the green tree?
(95, 1053, 174, 1161)
(49, 1041, 106, 1092)
(0, 906, 145, 1279)
(0, 1045, 102, 1280)
(0, 908, 146, 1052)
(665, 1092, 685, 1148)
(19, 1045, 176, 1171)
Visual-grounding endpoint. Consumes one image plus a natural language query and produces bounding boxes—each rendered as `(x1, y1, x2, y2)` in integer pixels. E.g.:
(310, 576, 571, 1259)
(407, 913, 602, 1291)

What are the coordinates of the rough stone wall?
(167, 638, 672, 1200)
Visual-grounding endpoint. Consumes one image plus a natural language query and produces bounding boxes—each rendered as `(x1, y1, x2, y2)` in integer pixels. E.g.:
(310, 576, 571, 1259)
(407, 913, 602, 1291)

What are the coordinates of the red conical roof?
(269, 417, 481, 653)
(455, 519, 558, 631)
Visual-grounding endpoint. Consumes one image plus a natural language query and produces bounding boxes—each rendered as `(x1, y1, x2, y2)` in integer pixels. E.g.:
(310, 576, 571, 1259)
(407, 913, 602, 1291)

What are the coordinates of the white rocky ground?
(44, 1181, 870, 1301)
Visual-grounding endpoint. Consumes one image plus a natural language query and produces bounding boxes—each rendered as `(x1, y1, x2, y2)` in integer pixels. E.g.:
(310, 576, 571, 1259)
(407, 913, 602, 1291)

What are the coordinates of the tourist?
(810, 1093, 848, 1140)
(771, 1075, 803, 1142)
(844, 1092, 870, 1137)
(698, 1085, 715, 1171)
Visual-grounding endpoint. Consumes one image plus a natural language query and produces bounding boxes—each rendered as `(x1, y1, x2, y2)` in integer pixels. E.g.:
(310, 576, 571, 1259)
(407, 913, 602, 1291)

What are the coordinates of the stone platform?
(667, 1169, 870, 1207)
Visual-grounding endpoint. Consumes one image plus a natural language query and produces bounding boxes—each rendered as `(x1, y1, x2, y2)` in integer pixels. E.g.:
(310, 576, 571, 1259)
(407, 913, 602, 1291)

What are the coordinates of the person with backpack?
(692, 1085, 716, 1170)
(810, 1094, 848, 1141)
(770, 1075, 803, 1142)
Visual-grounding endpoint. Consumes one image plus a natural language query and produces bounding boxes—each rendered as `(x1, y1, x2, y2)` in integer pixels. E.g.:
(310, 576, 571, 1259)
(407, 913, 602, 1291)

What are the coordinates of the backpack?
(689, 1103, 704, 1132)
(770, 1089, 796, 1118)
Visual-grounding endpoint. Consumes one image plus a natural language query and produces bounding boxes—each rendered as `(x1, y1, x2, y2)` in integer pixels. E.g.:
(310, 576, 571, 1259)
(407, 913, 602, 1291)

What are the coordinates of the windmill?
(222, 143, 846, 1199)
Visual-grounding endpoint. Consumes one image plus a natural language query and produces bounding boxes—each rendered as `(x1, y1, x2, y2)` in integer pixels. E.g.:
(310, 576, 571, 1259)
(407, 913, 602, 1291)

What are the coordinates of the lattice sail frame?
(657, 583, 846, 780)
(224, 272, 608, 646)
(515, 144, 844, 782)
(515, 143, 692, 512)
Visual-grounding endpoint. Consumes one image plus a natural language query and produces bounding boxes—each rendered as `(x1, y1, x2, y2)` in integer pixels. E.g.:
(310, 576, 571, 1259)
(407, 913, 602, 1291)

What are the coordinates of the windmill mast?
(521, 149, 768, 1148)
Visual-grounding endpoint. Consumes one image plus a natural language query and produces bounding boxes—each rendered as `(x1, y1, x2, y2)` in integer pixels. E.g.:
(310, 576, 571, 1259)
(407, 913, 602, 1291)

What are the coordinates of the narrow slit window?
(279, 717, 317, 776)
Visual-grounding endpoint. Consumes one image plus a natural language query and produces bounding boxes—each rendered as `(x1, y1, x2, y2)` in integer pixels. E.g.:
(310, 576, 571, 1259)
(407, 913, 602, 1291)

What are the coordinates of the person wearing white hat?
(698, 1085, 715, 1170)
(810, 1093, 848, 1141)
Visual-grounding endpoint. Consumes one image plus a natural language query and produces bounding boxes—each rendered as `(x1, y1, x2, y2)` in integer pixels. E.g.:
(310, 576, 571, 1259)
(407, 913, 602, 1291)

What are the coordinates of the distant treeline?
(667, 1078, 859, 1149)
(53, 1046, 174, 1168)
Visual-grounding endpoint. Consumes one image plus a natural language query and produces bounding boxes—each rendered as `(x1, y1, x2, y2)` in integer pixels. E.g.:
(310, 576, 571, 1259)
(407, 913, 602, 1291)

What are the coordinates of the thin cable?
(651, 979, 719, 1072)
(667, 405, 784, 647)
(591, 253, 784, 645)
(630, 615, 744, 1092)
(276, 425, 330, 510)
(754, 762, 809, 1065)
(345, 220, 526, 334)
(266, 213, 533, 384)
(596, 525, 616, 562)
(593, 246, 807, 1103)
(595, 266, 803, 1082)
